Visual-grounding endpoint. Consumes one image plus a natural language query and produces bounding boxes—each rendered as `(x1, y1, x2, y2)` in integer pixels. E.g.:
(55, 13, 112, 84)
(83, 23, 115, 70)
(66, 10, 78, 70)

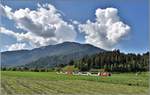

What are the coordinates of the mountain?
(1, 42, 106, 67)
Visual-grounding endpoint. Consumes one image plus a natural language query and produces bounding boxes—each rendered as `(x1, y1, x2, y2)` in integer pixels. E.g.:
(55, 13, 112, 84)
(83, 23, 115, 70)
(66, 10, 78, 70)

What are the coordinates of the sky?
(0, 0, 149, 53)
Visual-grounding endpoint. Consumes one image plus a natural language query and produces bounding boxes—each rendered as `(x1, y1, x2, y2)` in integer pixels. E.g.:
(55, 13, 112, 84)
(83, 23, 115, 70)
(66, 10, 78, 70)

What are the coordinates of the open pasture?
(1, 71, 149, 95)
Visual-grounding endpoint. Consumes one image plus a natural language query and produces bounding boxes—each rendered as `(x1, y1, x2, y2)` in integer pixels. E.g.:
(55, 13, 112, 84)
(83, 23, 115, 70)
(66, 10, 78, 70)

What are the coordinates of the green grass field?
(1, 71, 149, 95)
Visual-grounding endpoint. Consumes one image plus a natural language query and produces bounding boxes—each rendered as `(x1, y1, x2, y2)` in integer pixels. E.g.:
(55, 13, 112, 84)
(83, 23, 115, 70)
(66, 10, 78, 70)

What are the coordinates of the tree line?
(1, 50, 149, 72)
(72, 50, 149, 72)
(1, 67, 55, 72)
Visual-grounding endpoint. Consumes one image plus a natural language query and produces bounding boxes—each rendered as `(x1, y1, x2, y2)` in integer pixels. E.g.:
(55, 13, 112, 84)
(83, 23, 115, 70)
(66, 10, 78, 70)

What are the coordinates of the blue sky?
(0, 0, 149, 53)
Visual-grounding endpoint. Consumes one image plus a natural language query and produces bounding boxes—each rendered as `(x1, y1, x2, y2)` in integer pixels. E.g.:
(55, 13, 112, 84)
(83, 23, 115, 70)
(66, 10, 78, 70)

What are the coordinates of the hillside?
(1, 42, 105, 67)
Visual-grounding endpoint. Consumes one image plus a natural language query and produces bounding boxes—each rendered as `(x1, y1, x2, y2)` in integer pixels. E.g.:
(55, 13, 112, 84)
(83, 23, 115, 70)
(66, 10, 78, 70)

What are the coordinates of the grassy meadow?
(1, 71, 149, 95)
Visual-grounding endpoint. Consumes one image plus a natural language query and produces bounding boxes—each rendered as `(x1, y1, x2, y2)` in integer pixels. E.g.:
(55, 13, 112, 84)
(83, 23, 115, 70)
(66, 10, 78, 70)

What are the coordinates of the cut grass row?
(2, 71, 149, 87)
(1, 71, 149, 95)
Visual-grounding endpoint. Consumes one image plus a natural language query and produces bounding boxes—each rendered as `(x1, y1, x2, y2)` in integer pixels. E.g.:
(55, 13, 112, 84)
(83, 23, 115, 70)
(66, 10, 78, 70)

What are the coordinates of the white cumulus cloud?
(79, 8, 130, 50)
(0, 4, 131, 51)
(0, 3, 77, 50)
(0, 27, 57, 48)
(6, 43, 27, 51)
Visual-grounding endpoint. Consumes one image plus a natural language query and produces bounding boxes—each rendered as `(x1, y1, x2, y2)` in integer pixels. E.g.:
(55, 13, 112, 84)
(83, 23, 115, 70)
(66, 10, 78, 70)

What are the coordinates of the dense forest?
(71, 50, 149, 72)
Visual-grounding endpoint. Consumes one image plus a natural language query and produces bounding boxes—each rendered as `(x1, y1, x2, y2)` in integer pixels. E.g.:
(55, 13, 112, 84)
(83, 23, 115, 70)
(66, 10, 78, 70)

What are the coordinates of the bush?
(1, 67, 6, 71)
(12, 68, 17, 71)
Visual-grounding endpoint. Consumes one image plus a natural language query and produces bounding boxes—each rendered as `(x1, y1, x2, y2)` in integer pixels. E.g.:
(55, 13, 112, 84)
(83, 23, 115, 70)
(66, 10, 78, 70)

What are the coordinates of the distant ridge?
(1, 42, 106, 67)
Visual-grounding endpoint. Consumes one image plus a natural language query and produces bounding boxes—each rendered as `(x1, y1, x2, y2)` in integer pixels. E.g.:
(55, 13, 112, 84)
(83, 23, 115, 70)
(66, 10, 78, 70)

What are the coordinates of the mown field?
(1, 71, 149, 95)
